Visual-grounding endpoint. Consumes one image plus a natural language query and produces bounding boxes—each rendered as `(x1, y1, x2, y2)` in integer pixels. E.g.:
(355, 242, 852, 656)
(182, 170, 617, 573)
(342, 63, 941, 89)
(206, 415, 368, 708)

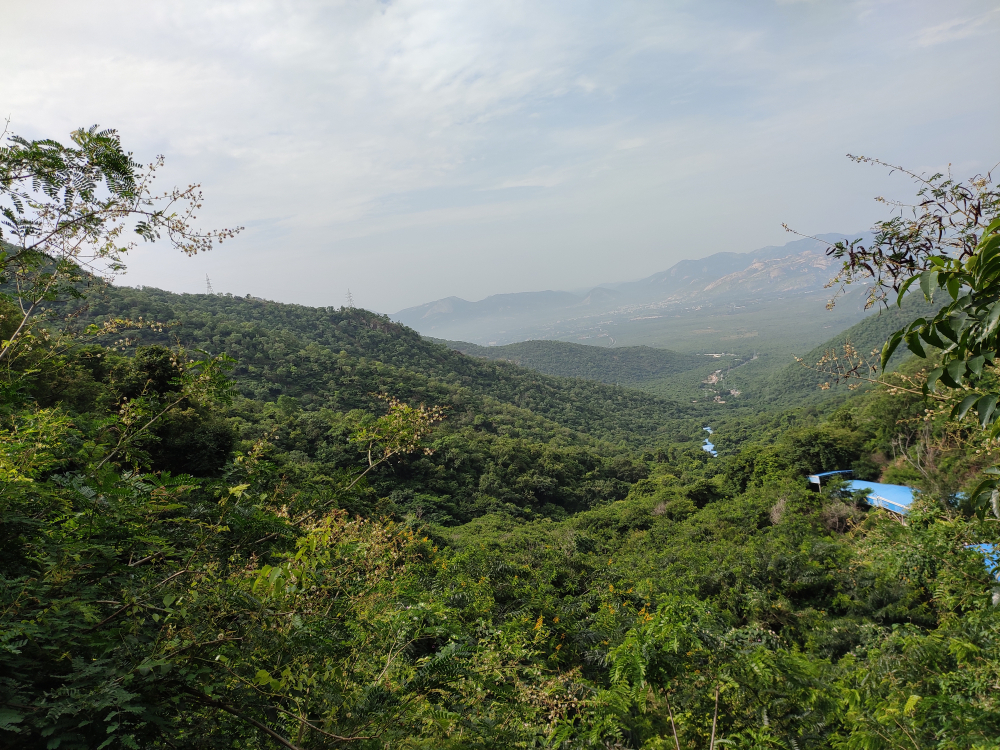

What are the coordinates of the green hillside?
(755, 293, 942, 406)
(74, 286, 698, 448)
(9, 280, 999, 750)
(433, 338, 709, 385)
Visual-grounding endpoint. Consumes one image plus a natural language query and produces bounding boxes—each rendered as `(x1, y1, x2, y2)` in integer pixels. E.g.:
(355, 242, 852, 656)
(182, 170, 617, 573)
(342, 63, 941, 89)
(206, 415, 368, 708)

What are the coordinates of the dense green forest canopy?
(71, 285, 701, 448)
(435, 338, 712, 387)
(2, 129, 999, 750)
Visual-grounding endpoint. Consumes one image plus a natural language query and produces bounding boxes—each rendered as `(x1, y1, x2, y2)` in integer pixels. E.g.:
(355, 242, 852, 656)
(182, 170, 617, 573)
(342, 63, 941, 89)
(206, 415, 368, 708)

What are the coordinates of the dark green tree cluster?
(438, 339, 710, 387)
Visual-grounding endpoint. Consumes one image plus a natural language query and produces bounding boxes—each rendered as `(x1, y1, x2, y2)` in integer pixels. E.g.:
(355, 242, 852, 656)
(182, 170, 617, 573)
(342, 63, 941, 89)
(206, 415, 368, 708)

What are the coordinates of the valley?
(3, 129, 997, 750)
(394, 233, 875, 361)
(6, 269, 998, 750)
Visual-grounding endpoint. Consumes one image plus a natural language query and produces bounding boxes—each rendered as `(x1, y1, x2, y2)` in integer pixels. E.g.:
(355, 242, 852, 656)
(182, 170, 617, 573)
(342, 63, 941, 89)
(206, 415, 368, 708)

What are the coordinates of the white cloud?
(914, 8, 1000, 47)
(3, 0, 998, 310)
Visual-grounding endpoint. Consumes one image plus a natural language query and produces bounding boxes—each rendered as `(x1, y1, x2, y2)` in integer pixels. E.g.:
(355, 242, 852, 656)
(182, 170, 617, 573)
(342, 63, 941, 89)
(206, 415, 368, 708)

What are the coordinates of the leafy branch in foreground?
(0, 123, 241, 370)
(94, 349, 236, 471)
(296, 395, 447, 521)
(0, 389, 456, 749)
(351, 394, 446, 471)
(795, 341, 884, 392)
(803, 156, 1000, 515)
(826, 156, 998, 309)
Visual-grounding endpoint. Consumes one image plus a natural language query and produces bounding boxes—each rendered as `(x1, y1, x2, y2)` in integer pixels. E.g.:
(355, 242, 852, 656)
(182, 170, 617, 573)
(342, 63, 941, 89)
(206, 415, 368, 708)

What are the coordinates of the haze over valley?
(396, 233, 878, 388)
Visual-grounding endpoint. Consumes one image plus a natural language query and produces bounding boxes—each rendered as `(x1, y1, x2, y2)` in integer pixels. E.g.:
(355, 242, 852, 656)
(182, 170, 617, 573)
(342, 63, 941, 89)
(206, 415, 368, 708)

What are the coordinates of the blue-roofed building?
(809, 471, 998, 601)
(807, 470, 915, 515)
(843, 480, 915, 515)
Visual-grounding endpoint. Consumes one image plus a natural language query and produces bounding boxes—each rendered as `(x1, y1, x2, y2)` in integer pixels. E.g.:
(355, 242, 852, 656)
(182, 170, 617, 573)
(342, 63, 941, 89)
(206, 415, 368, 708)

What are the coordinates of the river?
(701, 426, 717, 457)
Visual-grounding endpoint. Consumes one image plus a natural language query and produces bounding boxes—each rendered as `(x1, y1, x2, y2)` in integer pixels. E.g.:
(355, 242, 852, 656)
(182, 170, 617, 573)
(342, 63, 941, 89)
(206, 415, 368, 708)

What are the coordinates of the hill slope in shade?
(632, 294, 943, 409)
(757, 293, 943, 405)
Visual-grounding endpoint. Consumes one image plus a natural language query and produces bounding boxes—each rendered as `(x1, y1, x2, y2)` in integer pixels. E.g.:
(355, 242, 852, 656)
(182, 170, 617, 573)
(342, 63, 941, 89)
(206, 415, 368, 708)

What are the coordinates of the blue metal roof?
(844, 480, 915, 515)
(812, 475, 998, 583)
(808, 470, 853, 484)
(970, 543, 1000, 581)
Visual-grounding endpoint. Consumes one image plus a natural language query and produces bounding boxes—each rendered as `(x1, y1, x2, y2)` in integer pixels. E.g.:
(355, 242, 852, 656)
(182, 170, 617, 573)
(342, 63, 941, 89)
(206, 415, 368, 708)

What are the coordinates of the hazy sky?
(6, 1, 999, 312)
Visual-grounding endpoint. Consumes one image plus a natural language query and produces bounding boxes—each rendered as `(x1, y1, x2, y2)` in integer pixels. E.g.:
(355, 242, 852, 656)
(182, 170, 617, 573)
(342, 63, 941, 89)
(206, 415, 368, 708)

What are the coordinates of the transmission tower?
(346, 289, 355, 308)
(206, 275, 215, 295)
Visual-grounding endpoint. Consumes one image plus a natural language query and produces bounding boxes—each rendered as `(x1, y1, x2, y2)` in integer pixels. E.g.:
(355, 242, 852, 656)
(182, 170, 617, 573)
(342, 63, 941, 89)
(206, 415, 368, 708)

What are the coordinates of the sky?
(5, 0, 999, 312)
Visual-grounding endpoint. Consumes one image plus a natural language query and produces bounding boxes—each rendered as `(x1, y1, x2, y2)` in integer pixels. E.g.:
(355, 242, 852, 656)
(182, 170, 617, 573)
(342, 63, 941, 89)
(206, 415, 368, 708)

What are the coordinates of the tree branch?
(709, 684, 720, 750)
(663, 690, 681, 750)
(183, 690, 304, 750)
(271, 705, 375, 744)
(95, 391, 188, 470)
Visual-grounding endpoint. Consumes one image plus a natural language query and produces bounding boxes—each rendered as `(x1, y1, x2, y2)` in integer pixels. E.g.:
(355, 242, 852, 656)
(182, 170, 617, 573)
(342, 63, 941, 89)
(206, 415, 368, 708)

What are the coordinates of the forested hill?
(74, 285, 697, 447)
(757, 292, 942, 406)
(433, 297, 940, 410)
(433, 338, 710, 387)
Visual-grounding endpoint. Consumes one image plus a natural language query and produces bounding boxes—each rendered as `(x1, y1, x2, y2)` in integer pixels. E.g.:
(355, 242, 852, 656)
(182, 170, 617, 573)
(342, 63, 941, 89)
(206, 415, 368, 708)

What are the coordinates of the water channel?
(701, 426, 717, 457)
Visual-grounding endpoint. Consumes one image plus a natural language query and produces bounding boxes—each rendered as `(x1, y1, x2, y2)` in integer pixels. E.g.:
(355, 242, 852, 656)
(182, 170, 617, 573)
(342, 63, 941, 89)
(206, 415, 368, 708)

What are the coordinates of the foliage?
(68, 286, 699, 449)
(0, 123, 240, 385)
(828, 156, 1000, 309)
(2, 130, 1000, 750)
(826, 159, 1000, 516)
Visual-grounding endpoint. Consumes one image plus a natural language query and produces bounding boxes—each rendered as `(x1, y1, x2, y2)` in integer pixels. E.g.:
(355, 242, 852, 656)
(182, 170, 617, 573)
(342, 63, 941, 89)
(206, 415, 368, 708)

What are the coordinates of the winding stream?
(701, 426, 717, 457)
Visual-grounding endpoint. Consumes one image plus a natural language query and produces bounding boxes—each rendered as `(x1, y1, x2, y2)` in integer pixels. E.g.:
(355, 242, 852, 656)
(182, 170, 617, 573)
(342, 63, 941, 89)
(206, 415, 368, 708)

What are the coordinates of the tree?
(0, 392, 456, 748)
(0, 123, 241, 376)
(809, 157, 1000, 514)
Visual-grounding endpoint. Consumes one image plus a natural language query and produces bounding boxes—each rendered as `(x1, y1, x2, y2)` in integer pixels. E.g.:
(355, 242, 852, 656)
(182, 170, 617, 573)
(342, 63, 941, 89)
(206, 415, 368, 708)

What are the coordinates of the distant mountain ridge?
(395, 233, 864, 329)
(392, 233, 873, 352)
(408, 290, 581, 324)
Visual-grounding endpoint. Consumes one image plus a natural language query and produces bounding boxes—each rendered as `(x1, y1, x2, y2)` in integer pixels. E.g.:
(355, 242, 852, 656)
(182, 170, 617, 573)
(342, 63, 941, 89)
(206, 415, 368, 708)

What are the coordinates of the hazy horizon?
(7, 1, 999, 312)
(390, 229, 866, 313)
